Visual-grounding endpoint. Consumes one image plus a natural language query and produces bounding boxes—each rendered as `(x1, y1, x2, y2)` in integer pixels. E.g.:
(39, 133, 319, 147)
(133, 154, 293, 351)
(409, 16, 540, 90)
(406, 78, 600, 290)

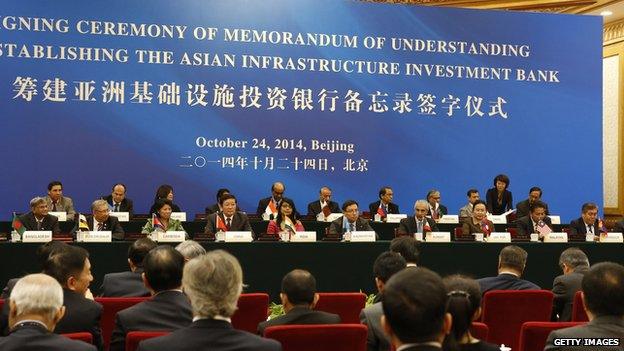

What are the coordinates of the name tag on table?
(22, 231, 52, 243)
(48, 211, 67, 221)
(109, 212, 129, 222)
(600, 232, 623, 243)
(548, 215, 561, 225)
(544, 232, 568, 243)
(385, 214, 407, 223)
(414, 233, 424, 241)
(438, 215, 459, 224)
(487, 232, 511, 243)
(225, 231, 254, 242)
(425, 232, 451, 243)
(289, 231, 317, 242)
(350, 231, 376, 242)
(77, 231, 112, 242)
(156, 231, 186, 242)
(487, 214, 507, 224)
(170, 212, 187, 222)
(316, 213, 343, 222)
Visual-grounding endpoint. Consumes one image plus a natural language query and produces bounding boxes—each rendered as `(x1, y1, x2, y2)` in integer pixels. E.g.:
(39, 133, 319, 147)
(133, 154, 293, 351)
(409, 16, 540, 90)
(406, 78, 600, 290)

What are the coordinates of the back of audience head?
(582, 262, 624, 319)
(175, 240, 206, 261)
(36, 241, 70, 270)
(373, 251, 406, 294)
(280, 269, 318, 310)
(43, 245, 92, 295)
(182, 250, 242, 319)
(390, 236, 419, 266)
(443, 275, 482, 343)
(9, 273, 65, 331)
(143, 245, 185, 294)
(558, 247, 589, 274)
(128, 237, 157, 270)
(382, 268, 451, 346)
(498, 245, 528, 276)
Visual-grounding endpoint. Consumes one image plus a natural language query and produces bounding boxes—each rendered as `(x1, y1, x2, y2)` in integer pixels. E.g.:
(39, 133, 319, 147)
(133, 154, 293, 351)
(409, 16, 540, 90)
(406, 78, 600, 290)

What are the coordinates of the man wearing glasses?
(328, 200, 374, 236)
(82, 199, 125, 240)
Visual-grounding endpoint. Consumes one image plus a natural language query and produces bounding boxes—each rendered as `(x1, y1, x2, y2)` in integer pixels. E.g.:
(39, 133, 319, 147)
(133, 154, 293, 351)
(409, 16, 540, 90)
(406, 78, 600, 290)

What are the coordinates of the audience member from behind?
(360, 252, 406, 351)
(443, 275, 499, 351)
(551, 248, 590, 322)
(17, 197, 61, 234)
(175, 240, 206, 261)
(381, 268, 451, 351)
(390, 236, 420, 267)
(545, 262, 624, 350)
(110, 246, 192, 351)
(257, 269, 340, 335)
(0, 274, 96, 351)
(477, 245, 539, 295)
(100, 238, 157, 297)
(137, 250, 281, 351)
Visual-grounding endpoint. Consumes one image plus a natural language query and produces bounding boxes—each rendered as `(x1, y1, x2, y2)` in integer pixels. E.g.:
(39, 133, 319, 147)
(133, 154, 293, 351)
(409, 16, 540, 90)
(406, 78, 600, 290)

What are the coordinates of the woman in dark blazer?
(462, 201, 494, 237)
(485, 174, 513, 215)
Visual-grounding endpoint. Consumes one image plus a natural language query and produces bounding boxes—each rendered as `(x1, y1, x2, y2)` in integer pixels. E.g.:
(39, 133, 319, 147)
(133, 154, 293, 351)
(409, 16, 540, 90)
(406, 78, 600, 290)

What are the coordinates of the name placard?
(544, 232, 568, 243)
(586, 234, 596, 242)
(290, 231, 317, 242)
(414, 233, 424, 241)
(157, 231, 186, 242)
(438, 215, 459, 224)
(487, 214, 507, 224)
(77, 231, 112, 242)
(426, 232, 451, 243)
(600, 232, 623, 243)
(109, 212, 129, 222)
(549, 215, 561, 225)
(474, 233, 484, 242)
(225, 231, 254, 242)
(487, 232, 512, 243)
(170, 212, 187, 222)
(530, 234, 540, 242)
(22, 231, 52, 243)
(48, 211, 67, 221)
(317, 213, 343, 222)
(350, 231, 376, 242)
(386, 214, 407, 223)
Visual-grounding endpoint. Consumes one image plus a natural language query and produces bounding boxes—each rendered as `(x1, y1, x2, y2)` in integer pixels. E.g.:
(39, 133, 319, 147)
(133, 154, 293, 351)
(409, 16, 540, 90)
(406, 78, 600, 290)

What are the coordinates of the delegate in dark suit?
(368, 201, 399, 216)
(478, 273, 540, 295)
(515, 199, 549, 219)
(257, 306, 340, 335)
(0, 322, 96, 351)
(551, 266, 589, 321)
(110, 290, 192, 351)
(83, 215, 125, 240)
(204, 212, 253, 235)
(485, 188, 513, 215)
(137, 318, 281, 351)
(569, 217, 603, 236)
(256, 197, 301, 217)
(100, 269, 149, 297)
(360, 302, 390, 351)
(103, 195, 134, 217)
(307, 200, 340, 217)
(515, 215, 553, 237)
(544, 316, 624, 351)
(328, 217, 374, 235)
(17, 212, 61, 234)
(397, 217, 438, 234)
(54, 289, 103, 351)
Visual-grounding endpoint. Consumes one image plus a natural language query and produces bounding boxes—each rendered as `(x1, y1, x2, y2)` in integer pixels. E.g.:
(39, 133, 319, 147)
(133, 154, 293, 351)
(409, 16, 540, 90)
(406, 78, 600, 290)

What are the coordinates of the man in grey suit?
(551, 248, 590, 321)
(545, 262, 624, 350)
(360, 252, 406, 351)
(110, 246, 193, 351)
(257, 269, 341, 335)
(328, 200, 374, 237)
(44, 180, 76, 219)
(459, 189, 480, 219)
(100, 238, 157, 297)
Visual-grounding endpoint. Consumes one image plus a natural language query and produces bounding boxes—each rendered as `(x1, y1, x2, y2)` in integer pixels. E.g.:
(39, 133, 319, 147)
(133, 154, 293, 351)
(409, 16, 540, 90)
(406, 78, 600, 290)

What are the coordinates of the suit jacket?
(614, 219, 624, 233)
(100, 269, 150, 298)
(545, 315, 624, 351)
(83, 215, 125, 240)
(397, 217, 439, 234)
(307, 200, 340, 217)
(0, 322, 96, 351)
(44, 195, 76, 219)
(103, 195, 134, 217)
(569, 217, 604, 236)
(137, 318, 281, 351)
(110, 290, 192, 351)
(204, 203, 220, 215)
(1, 278, 18, 299)
(515, 199, 549, 219)
(426, 204, 447, 218)
(204, 212, 253, 236)
(54, 289, 103, 351)
(551, 266, 589, 322)
(328, 217, 374, 235)
(256, 197, 300, 218)
(478, 273, 540, 295)
(461, 218, 495, 236)
(515, 215, 553, 237)
(360, 302, 390, 351)
(17, 212, 61, 234)
(257, 306, 341, 335)
(485, 188, 513, 215)
(368, 201, 399, 216)
(459, 204, 473, 219)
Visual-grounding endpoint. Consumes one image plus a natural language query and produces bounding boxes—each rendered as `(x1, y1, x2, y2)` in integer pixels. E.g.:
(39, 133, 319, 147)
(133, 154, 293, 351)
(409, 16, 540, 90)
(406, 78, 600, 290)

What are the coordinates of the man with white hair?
(137, 250, 281, 351)
(397, 200, 439, 235)
(0, 273, 96, 350)
(17, 197, 61, 234)
(175, 240, 206, 261)
(82, 199, 124, 240)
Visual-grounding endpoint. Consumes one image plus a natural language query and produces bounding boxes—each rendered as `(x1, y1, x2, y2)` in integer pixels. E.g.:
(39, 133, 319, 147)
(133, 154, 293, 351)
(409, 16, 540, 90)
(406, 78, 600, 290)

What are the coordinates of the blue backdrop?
(0, 0, 602, 221)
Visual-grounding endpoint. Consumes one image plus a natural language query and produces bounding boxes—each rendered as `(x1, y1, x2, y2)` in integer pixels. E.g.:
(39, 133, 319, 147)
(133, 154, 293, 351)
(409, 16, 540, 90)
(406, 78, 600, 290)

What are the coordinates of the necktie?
(534, 222, 538, 233)
(226, 218, 231, 229)
(36, 220, 42, 230)
(432, 208, 438, 220)
(384, 205, 388, 213)
(97, 222, 103, 231)
(588, 225, 593, 234)
(114, 203, 120, 212)
(417, 220, 423, 233)
(349, 223, 355, 232)
(52, 202, 57, 211)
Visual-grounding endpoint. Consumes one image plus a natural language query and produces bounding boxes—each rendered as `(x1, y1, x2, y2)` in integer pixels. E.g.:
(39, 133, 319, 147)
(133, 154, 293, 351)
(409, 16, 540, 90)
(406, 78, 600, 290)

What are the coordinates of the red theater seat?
(518, 322, 584, 351)
(126, 331, 169, 351)
(95, 297, 149, 350)
(314, 292, 366, 324)
(264, 324, 367, 351)
(470, 322, 489, 341)
(62, 332, 93, 344)
(571, 291, 589, 322)
(231, 293, 270, 333)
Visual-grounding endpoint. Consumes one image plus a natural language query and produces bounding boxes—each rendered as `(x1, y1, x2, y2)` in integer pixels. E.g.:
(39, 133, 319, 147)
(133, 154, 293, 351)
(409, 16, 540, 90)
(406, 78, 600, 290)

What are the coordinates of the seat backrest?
(125, 331, 169, 351)
(314, 292, 366, 324)
(518, 321, 584, 351)
(61, 332, 93, 344)
(470, 322, 489, 341)
(231, 293, 269, 333)
(482, 290, 554, 351)
(95, 297, 149, 350)
(571, 290, 589, 322)
(265, 324, 367, 351)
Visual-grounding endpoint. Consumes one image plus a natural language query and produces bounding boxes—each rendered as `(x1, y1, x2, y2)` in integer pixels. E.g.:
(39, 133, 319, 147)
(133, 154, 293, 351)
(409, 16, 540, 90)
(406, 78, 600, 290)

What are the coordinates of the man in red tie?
(205, 194, 253, 237)
(43, 180, 76, 220)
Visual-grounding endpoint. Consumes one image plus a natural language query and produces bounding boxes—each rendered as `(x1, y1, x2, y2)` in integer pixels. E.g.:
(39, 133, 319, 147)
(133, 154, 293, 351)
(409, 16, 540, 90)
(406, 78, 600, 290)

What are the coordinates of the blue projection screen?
(0, 0, 602, 221)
